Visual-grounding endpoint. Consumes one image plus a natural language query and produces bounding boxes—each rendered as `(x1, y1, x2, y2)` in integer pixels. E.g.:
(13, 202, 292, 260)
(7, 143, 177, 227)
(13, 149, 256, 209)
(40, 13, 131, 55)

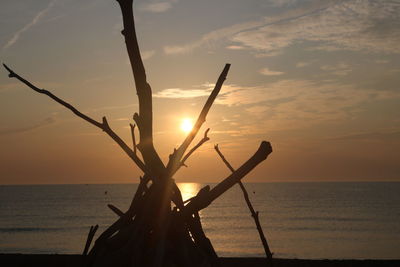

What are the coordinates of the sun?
(180, 118, 193, 133)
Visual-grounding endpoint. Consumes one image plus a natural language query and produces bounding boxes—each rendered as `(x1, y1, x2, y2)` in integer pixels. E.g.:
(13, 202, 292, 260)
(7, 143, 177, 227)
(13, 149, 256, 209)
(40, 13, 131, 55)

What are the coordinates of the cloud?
(226, 45, 245, 50)
(153, 79, 400, 122)
(328, 130, 400, 142)
(140, 1, 178, 13)
(216, 80, 400, 131)
(245, 105, 269, 114)
(164, 1, 400, 56)
(375, 59, 389, 64)
(141, 50, 156, 60)
(231, 1, 400, 55)
(259, 68, 284, 76)
(320, 63, 352, 76)
(0, 117, 55, 136)
(153, 87, 212, 99)
(85, 103, 137, 113)
(268, 0, 298, 7)
(0, 82, 22, 92)
(3, 0, 57, 50)
(296, 61, 312, 68)
(163, 17, 272, 54)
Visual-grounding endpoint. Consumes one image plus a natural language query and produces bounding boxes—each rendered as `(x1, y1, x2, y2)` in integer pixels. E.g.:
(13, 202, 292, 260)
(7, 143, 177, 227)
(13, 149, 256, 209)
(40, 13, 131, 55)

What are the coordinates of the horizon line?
(1, 180, 399, 186)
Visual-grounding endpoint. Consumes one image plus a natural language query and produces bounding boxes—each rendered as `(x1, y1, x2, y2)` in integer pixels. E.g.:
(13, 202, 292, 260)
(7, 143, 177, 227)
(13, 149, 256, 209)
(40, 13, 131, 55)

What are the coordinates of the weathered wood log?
(214, 144, 273, 260)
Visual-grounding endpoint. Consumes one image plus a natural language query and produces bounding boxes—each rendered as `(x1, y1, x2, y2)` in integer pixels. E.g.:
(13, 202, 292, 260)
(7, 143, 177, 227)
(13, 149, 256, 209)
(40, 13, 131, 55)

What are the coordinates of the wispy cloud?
(163, 17, 271, 54)
(328, 130, 400, 142)
(85, 103, 137, 113)
(216, 80, 400, 131)
(0, 117, 55, 136)
(141, 50, 156, 60)
(164, 1, 400, 56)
(153, 86, 212, 99)
(226, 45, 245, 50)
(269, 0, 298, 7)
(0, 82, 22, 92)
(320, 63, 352, 76)
(375, 59, 389, 64)
(232, 1, 400, 55)
(140, 0, 178, 13)
(259, 68, 284, 76)
(296, 61, 312, 68)
(3, 0, 57, 50)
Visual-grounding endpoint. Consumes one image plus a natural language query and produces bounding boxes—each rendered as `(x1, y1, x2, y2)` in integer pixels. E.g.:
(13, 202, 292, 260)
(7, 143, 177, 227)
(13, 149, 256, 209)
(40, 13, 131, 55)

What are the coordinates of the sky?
(0, 0, 399, 184)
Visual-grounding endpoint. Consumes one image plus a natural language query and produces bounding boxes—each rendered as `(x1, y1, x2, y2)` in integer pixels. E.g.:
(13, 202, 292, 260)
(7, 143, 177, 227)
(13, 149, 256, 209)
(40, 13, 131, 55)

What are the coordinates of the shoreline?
(1, 254, 399, 267)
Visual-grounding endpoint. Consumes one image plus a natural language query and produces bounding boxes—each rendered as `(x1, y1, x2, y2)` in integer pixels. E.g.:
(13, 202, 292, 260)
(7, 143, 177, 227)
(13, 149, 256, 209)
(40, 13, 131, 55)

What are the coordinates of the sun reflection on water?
(177, 183, 201, 203)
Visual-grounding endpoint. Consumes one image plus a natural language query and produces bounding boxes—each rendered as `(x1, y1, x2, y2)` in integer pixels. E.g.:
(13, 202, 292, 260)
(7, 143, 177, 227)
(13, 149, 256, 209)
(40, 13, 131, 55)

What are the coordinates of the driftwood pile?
(3, 0, 273, 266)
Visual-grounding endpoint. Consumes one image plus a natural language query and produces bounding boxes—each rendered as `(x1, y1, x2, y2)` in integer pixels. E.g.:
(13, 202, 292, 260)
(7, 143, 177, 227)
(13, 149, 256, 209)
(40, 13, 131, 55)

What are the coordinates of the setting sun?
(180, 118, 193, 133)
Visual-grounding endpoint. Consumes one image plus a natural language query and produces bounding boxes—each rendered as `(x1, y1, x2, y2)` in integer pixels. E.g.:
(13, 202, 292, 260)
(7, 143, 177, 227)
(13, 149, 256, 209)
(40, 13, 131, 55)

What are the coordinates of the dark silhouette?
(3, 0, 272, 266)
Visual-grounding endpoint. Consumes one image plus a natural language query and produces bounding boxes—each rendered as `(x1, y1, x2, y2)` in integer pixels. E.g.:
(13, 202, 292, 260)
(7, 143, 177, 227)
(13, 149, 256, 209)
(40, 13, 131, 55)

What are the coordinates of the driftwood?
(215, 144, 273, 260)
(3, 0, 273, 266)
(83, 225, 99, 256)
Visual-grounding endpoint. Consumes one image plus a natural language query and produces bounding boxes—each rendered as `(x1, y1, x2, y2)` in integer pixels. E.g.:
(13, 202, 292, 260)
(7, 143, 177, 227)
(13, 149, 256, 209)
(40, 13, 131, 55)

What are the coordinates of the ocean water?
(0, 182, 399, 259)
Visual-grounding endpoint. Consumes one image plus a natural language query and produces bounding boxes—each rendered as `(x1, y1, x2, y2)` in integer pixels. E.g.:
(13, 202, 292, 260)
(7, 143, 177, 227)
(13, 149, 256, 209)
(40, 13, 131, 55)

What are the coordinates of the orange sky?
(1, 0, 400, 184)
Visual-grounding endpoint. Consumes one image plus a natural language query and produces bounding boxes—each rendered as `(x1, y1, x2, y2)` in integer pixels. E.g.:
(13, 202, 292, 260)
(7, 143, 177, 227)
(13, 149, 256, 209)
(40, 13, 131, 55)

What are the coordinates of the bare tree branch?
(166, 64, 230, 175)
(214, 144, 273, 260)
(182, 141, 272, 217)
(180, 128, 210, 169)
(108, 204, 124, 217)
(116, 0, 164, 175)
(2, 63, 147, 174)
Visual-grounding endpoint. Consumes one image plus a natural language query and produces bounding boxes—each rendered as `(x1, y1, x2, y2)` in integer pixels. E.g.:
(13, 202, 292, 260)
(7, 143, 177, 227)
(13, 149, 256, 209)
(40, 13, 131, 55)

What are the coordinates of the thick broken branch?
(167, 64, 230, 175)
(182, 141, 272, 217)
(116, 0, 164, 175)
(214, 144, 273, 260)
(2, 63, 147, 175)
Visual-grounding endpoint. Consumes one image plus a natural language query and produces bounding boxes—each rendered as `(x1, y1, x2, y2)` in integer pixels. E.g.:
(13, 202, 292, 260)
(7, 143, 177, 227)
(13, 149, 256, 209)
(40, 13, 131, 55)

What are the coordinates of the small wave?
(288, 216, 368, 222)
(0, 227, 64, 233)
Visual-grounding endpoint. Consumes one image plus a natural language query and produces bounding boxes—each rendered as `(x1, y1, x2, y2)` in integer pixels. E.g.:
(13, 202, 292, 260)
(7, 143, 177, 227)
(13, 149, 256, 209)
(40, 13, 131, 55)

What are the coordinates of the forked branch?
(180, 128, 210, 168)
(167, 64, 230, 175)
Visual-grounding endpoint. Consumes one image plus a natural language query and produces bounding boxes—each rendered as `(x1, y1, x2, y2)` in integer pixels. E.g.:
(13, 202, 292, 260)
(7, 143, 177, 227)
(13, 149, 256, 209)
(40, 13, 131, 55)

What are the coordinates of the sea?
(0, 182, 399, 259)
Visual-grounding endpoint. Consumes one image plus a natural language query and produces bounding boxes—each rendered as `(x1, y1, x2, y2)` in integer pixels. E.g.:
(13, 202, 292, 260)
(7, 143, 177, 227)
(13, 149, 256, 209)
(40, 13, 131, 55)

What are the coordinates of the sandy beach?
(1, 254, 399, 267)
